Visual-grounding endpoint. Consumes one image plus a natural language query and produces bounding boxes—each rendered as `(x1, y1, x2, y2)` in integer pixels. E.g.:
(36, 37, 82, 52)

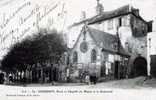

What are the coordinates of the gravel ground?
(1, 76, 156, 89)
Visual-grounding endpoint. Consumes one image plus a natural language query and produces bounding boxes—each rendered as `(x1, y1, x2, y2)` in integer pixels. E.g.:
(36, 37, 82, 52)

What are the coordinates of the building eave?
(69, 5, 149, 28)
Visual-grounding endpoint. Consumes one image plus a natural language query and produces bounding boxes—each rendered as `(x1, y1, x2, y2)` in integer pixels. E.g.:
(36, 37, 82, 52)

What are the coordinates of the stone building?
(147, 18, 156, 77)
(69, 1, 152, 79)
(69, 25, 129, 80)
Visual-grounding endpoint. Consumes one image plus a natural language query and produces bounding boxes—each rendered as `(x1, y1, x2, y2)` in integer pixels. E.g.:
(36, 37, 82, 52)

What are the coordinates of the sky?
(64, 0, 156, 47)
(0, 0, 156, 59)
(64, 0, 156, 24)
(0, 0, 156, 25)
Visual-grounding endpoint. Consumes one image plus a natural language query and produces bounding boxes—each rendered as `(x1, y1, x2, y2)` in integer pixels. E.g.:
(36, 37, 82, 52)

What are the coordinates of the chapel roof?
(88, 27, 129, 57)
(72, 25, 129, 57)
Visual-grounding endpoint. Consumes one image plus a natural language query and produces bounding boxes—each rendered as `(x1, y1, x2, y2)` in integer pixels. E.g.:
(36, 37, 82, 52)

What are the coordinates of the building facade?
(147, 18, 156, 77)
(69, 25, 129, 80)
(69, 3, 152, 79)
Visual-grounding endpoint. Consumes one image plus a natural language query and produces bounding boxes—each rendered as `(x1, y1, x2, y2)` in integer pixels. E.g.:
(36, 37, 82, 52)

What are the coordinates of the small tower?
(95, 0, 104, 15)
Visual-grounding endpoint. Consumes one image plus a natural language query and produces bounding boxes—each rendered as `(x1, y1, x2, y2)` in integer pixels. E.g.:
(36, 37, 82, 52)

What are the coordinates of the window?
(119, 17, 122, 27)
(122, 16, 129, 26)
(113, 43, 118, 51)
(101, 61, 106, 77)
(91, 49, 97, 63)
(108, 20, 113, 30)
(38, 70, 41, 78)
(123, 17, 126, 26)
(73, 51, 78, 63)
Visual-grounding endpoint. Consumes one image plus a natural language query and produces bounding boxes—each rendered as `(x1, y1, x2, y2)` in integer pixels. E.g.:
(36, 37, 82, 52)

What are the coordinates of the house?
(68, 0, 152, 79)
(147, 18, 156, 77)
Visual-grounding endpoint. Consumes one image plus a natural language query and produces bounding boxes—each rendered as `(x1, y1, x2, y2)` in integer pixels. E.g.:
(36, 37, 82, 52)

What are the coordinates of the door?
(101, 62, 106, 77)
(133, 56, 147, 76)
(150, 55, 156, 77)
(114, 61, 119, 79)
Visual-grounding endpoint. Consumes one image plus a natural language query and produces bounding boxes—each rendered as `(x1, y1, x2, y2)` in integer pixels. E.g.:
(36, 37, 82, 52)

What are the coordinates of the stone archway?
(133, 56, 147, 77)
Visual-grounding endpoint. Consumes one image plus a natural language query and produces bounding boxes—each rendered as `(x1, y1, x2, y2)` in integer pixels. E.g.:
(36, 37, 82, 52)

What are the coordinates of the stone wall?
(130, 14, 148, 37)
(71, 29, 101, 65)
(125, 36, 147, 77)
(89, 15, 131, 36)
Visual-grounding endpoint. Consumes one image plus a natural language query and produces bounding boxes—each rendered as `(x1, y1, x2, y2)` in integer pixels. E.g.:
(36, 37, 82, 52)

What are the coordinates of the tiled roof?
(87, 27, 129, 56)
(72, 25, 129, 56)
(70, 5, 147, 28)
(89, 5, 132, 24)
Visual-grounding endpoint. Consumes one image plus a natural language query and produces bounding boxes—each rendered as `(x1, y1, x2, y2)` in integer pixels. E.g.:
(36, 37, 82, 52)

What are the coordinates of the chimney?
(80, 11, 86, 21)
(153, 18, 156, 32)
(96, 0, 104, 15)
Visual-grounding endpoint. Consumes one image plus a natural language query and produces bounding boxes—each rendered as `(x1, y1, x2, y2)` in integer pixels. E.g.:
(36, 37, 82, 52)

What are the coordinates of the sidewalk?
(25, 82, 87, 87)
(3, 76, 156, 89)
(5, 82, 87, 87)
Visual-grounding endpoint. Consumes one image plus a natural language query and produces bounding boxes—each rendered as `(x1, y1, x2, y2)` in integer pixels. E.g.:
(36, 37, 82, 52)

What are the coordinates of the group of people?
(0, 72, 14, 84)
(82, 71, 97, 85)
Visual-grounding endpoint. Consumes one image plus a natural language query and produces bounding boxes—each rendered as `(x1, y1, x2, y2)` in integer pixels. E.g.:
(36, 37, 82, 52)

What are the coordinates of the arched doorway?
(133, 56, 147, 77)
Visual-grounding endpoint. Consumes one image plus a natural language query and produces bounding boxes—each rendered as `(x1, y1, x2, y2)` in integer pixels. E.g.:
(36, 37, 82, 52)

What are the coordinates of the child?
(85, 73, 90, 85)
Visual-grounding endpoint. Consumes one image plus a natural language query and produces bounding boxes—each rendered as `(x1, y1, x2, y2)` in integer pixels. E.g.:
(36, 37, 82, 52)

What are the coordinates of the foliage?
(1, 29, 67, 72)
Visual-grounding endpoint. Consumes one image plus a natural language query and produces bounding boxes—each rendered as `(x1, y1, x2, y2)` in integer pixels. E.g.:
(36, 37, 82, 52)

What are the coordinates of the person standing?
(9, 73, 13, 84)
(85, 72, 90, 85)
(66, 67, 70, 82)
(0, 72, 4, 84)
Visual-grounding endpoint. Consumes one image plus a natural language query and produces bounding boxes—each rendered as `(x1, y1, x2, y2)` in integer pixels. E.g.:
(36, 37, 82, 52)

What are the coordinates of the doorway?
(133, 56, 147, 76)
(114, 61, 119, 79)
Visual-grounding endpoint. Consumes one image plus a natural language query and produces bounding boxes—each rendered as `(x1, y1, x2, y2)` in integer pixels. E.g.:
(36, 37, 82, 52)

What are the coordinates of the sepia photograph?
(0, 0, 156, 99)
